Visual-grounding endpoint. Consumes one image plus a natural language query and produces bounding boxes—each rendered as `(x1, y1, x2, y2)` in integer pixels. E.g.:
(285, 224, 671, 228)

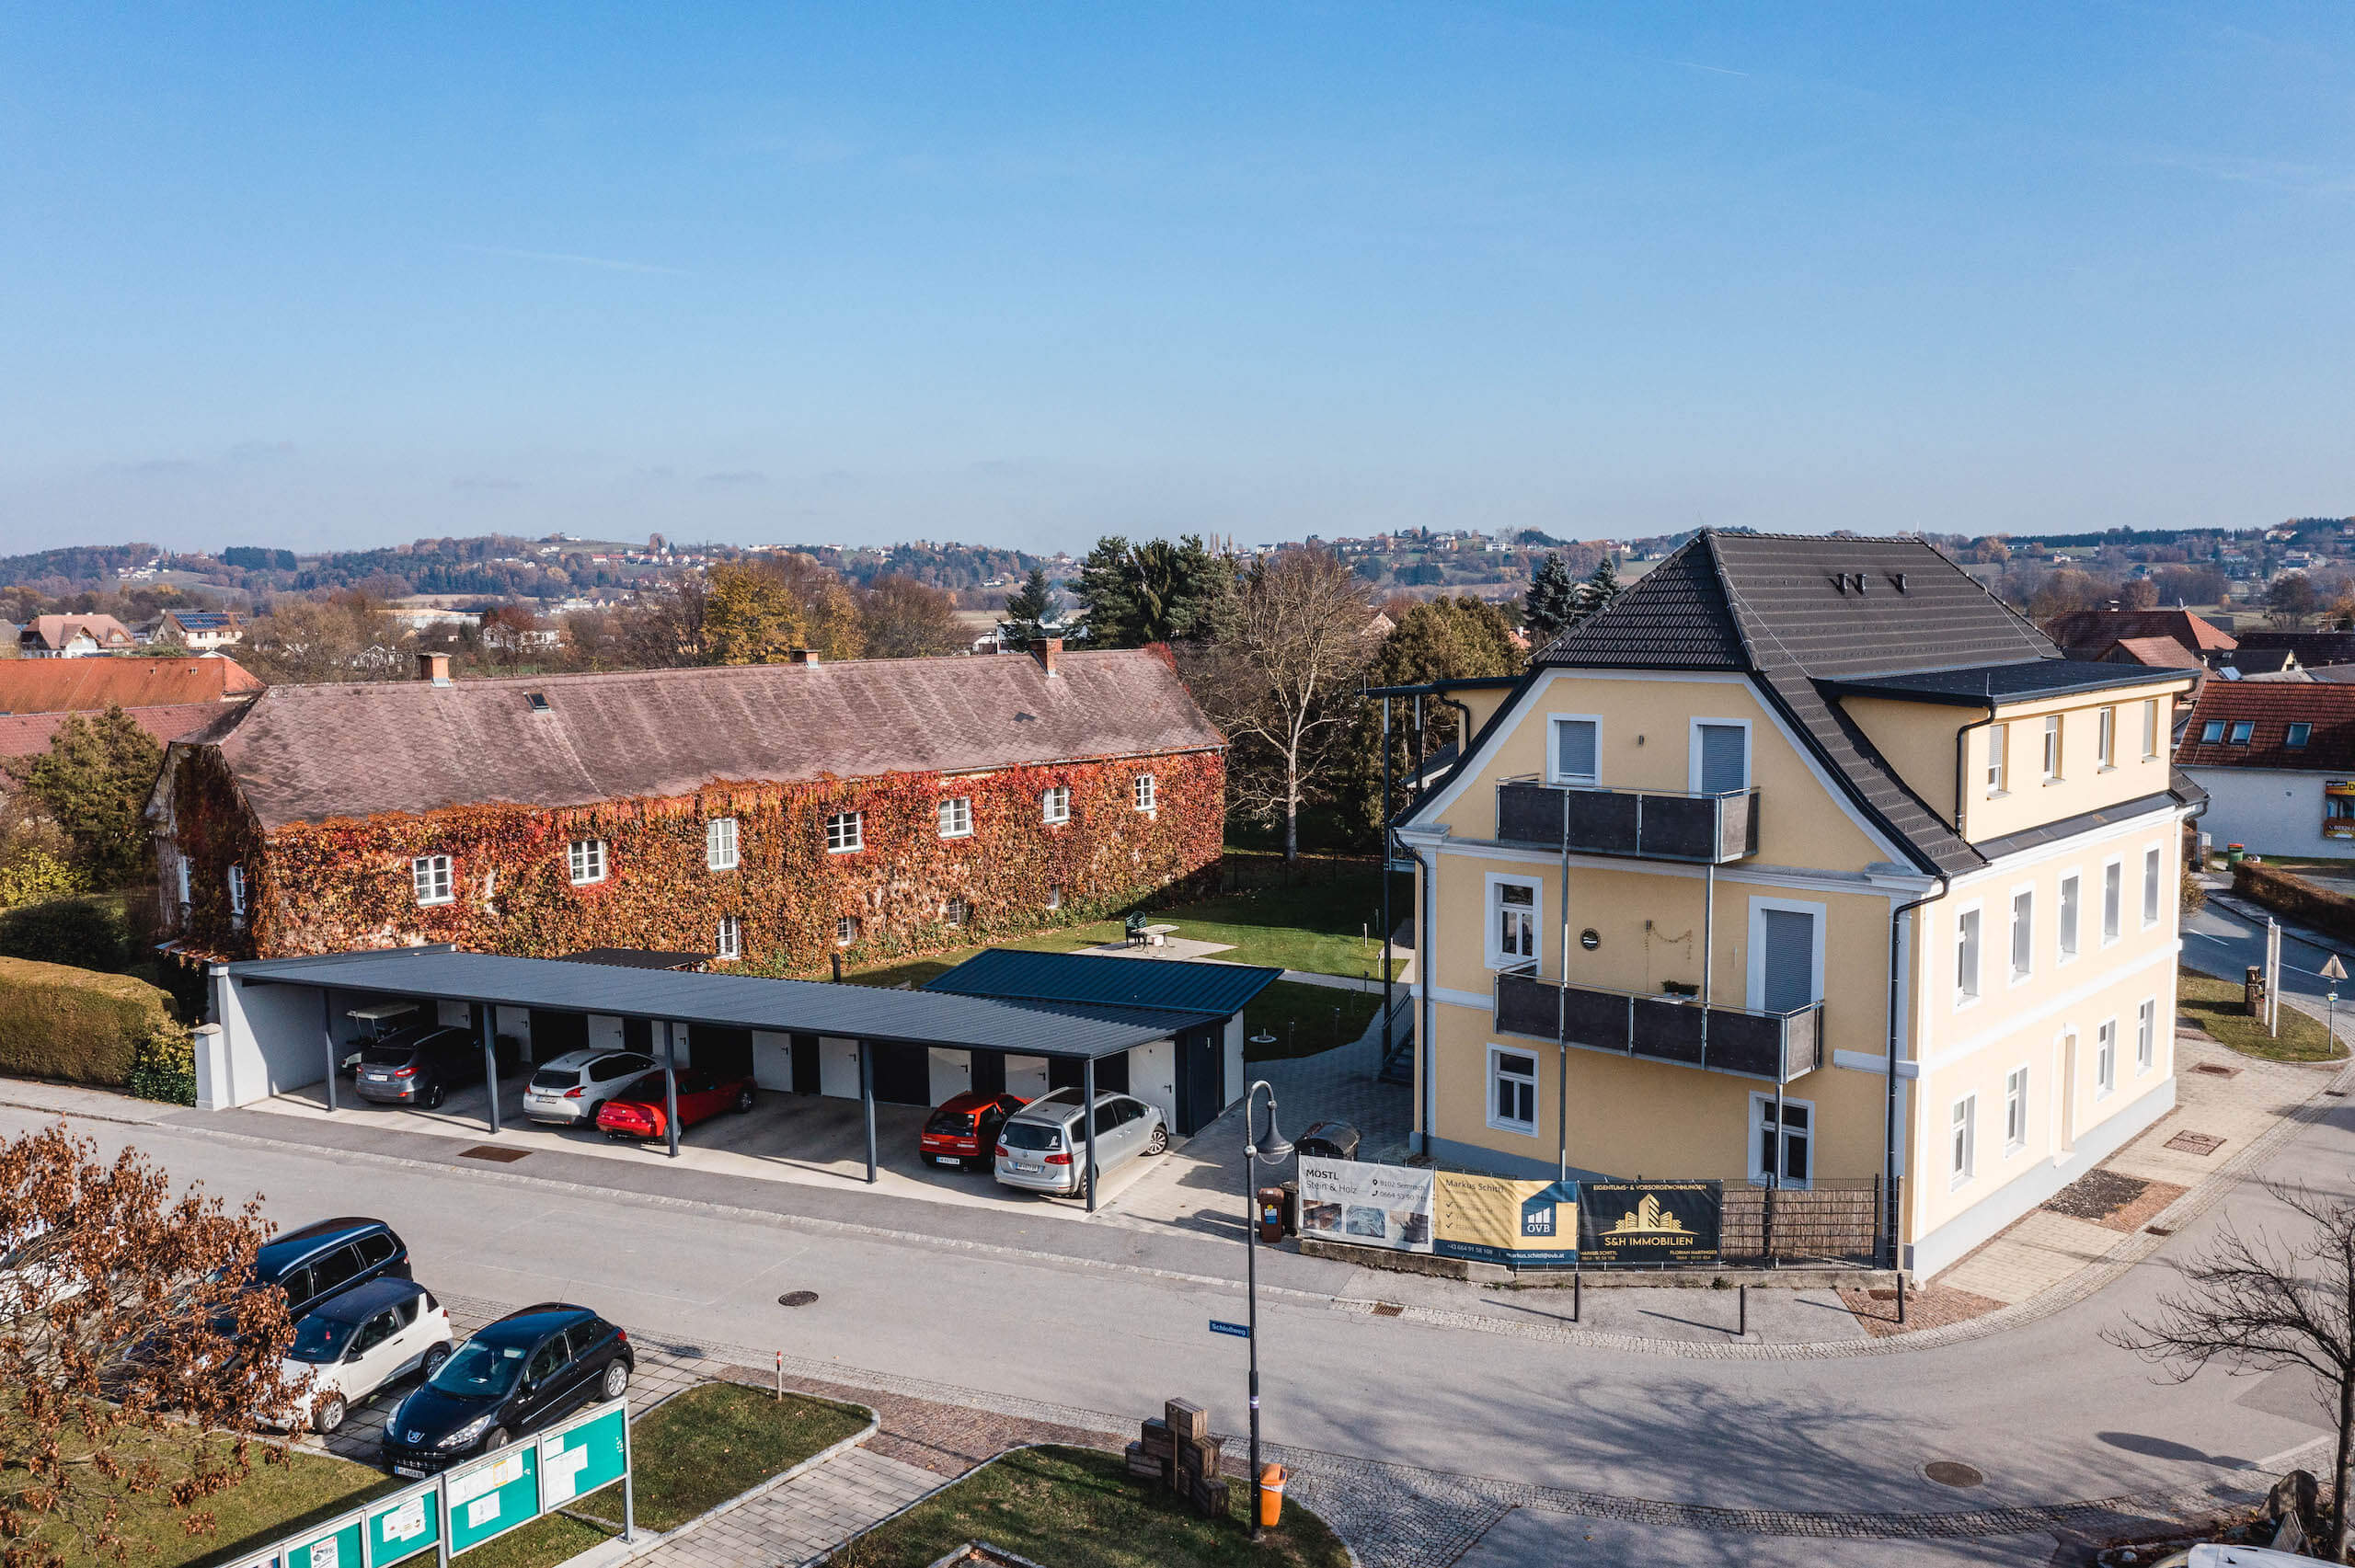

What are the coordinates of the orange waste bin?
(1258, 1462, 1286, 1528)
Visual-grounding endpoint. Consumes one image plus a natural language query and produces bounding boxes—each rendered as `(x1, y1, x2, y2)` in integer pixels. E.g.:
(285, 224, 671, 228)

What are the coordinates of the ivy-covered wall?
(162, 747, 1224, 974)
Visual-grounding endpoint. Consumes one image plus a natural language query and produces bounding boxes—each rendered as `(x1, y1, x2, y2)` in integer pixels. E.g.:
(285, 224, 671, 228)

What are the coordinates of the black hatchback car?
(250, 1219, 411, 1322)
(381, 1303, 633, 1475)
(354, 1027, 486, 1109)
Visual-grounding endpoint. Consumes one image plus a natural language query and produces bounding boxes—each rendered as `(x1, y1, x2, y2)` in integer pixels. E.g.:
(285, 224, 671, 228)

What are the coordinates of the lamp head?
(1250, 1091, 1293, 1164)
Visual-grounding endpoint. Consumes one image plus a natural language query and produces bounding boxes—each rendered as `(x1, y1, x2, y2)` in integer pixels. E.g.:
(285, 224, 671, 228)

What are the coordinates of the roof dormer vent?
(1849, 572, 1867, 595)
(1892, 572, 1908, 593)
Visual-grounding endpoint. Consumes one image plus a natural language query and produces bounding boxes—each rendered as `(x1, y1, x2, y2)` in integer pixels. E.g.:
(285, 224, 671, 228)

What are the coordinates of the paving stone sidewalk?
(634, 1446, 940, 1568)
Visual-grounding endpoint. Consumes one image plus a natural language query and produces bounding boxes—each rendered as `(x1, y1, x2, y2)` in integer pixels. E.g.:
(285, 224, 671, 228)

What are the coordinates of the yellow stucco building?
(1396, 533, 2200, 1278)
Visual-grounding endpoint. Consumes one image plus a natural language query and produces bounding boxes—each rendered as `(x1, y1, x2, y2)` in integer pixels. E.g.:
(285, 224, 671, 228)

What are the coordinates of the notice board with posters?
(1432, 1172, 1579, 1266)
(1579, 1180, 1723, 1264)
(1298, 1157, 1434, 1252)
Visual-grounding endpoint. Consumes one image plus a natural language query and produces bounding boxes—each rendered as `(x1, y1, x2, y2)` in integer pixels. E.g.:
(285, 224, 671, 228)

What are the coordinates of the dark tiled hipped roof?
(1534, 533, 2195, 876)
(2236, 631, 2355, 670)
(194, 649, 1223, 830)
(2177, 682, 2355, 771)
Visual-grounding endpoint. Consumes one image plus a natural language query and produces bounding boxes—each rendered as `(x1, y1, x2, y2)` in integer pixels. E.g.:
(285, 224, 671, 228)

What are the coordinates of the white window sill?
(1487, 1119, 1539, 1139)
(1955, 992, 1982, 1012)
(826, 846, 862, 855)
(570, 877, 605, 887)
(2042, 778, 2065, 787)
(1985, 788, 2009, 799)
(1949, 1173, 1973, 1191)
(940, 831, 973, 841)
(2004, 1139, 2025, 1160)
(416, 897, 454, 908)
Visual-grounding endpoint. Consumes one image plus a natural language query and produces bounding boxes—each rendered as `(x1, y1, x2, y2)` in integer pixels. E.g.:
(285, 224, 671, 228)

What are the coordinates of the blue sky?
(3, 4, 2350, 555)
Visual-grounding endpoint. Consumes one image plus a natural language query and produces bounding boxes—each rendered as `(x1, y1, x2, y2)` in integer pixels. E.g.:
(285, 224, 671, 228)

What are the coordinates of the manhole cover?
(777, 1291, 820, 1308)
(2193, 1062, 2241, 1078)
(2144, 1226, 2174, 1237)
(1924, 1461, 1984, 1488)
(2165, 1131, 2227, 1156)
(459, 1145, 531, 1163)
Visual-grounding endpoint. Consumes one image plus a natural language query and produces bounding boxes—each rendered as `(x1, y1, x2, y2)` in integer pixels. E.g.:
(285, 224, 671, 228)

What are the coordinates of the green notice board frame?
(283, 1514, 365, 1568)
(443, 1442, 539, 1555)
(364, 1478, 443, 1565)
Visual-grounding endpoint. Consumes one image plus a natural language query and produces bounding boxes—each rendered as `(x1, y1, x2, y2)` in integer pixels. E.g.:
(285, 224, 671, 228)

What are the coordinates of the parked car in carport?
(592, 1067, 754, 1141)
(354, 1027, 489, 1109)
(278, 1276, 454, 1433)
(523, 1049, 659, 1125)
(994, 1089, 1167, 1196)
(921, 1091, 1028, 1170)
(381, 1302, 631, 1474)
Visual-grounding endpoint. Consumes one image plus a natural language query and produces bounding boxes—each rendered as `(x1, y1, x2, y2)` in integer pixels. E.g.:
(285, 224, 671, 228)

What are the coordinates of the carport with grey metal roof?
(220, 945, 1207, 1207)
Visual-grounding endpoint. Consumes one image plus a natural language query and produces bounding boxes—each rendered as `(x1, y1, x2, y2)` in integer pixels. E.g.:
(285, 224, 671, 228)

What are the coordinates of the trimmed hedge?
(0, 896, 130, 971)
(0, 956, 182, 1092)
(2233, 862, 2355, 946)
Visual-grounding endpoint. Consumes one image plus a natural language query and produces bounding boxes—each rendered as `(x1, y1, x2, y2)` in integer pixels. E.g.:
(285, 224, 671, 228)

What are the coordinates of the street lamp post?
(1243, 1080, 1292, 1543)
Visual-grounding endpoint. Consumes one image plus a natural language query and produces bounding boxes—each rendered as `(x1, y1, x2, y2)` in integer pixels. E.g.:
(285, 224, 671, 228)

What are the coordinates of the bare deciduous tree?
(0, 1126, 304, 1568)
(2106, 1179, 2355, 1558)
(1182, 546, 1375, 862)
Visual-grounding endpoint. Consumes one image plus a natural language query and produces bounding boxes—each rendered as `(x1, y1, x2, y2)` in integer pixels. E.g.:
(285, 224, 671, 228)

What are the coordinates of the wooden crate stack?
(1125, 1398, 1229, 1520)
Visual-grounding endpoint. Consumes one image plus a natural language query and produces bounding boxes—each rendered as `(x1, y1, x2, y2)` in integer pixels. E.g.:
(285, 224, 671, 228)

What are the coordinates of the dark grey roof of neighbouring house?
(926, 948, 1281, 1021)
(227, 947, 1201, 1059)
(1525, 532, 2203, 877)
(1824, 659, 2192, 706)
(179, 649, 1224, 830)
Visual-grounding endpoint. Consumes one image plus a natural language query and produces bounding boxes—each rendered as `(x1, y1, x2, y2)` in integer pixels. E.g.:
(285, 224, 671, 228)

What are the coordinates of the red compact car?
(594, 1068, 756, 1140)
(920, 1091, 1028, 1170)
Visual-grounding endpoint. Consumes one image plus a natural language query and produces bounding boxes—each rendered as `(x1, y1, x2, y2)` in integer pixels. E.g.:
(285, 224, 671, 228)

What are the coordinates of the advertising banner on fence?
(1432, 1173, 1579, 1266)
(1580, 1180, 1723, 1264)
(1298, 1156, 1433, 1252)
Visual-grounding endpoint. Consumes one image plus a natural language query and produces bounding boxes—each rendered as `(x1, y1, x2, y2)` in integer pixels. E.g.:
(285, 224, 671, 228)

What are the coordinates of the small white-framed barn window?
(568, 839, 607, 886)
(835, 915, 858, 946)
(1046, 885, 1063, 911)
(1042, 784, 1071, 824)
(825, 811, 863, 853)
(944, 898, 971, 927)
(227, 864, 247, 919)
(1133, 774, 1157, 812)
(939, 796, 973, 838)
(413, 855, 454, 907)
(715, 916, 741, 962)
(706, 818, 739, 871)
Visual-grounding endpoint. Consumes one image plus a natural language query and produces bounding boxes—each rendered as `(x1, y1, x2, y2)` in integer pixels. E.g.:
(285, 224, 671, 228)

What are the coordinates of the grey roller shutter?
(1760, 909, 1815, 1014)
(1698, 724, 1747, 795)
(1555, 719, 1597, 781)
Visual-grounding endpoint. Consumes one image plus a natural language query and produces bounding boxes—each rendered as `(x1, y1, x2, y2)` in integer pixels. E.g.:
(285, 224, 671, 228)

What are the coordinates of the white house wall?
(1223, 1015, 1245, 1110)
(205, 973, 329, 1108)
(2183, 765, 2348, 857)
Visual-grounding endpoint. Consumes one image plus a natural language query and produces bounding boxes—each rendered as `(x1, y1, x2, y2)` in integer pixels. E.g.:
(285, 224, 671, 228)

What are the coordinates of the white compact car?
(281, 1276, 454, 1433)
(522, 1049, 660, 1125)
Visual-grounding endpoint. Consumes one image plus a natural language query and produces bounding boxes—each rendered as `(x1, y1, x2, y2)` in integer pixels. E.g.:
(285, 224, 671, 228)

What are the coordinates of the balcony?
(1495, 968, 1821, 1083)
(1495, 778, 1758, 864)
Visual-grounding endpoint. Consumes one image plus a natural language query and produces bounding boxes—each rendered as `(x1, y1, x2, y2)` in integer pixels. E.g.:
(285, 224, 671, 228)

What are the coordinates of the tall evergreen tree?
(1523, 553, 1580, 646)
(1002, 567, 1061, 640)
(1073, 534, 1235, 647)
(1573, 555, 1624, 622)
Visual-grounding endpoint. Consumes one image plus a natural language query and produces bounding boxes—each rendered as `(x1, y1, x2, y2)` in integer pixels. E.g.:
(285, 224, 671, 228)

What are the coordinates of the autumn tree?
(1181, 547, 1375, 861)
(14, 707, 163, 882)
(704, 555, 866, 665)
(859, 575, 966, 658)
(1073, 535, 1235, 647)
(1341, 597, 1523, 839)
(2108, 1181, 2355, 1560)
(236, 594, 408, 684)
(0, 1126, 304, 1568)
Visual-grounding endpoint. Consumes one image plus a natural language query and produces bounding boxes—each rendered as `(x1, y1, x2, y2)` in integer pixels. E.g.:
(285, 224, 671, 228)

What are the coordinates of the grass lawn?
(1244, 980, 1381, 1061)
(50, 1441, 398, 1568)
(823, 1445, 1350, 1568)
(2178, 966, 2348, 1063)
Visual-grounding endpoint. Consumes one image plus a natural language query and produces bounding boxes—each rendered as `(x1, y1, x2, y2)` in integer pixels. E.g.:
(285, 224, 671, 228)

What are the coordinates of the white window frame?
(2137, 997, 2156, 1074)
(938, 796, 973, 839)
(2096, 1018, 2118, 1099)
(227, 864, 247, 918)
(1745, 896, 1827, 1013)
(2097, 705, 2116, 771)
(1986, 723, 2008, 795)
(2102, 857, 2122, 946)
(1954, 902, 1983, 1008)
(2288, 721, 2314, 750)
(1133, 774, 1156, 813)
(1041, 784, 1071, 824)
(2142, 844, 2163, 928)
(568, 838, 607, 887)
(2007, 885, 2035, 987)
(1547, 714, 1603, 786)
(2057, 871, 2081, 965)
(2142, 698, 2161, 760)
(1686, 718, 1752, 794)
(1748, 1091, 1815, 1191)
(2005, 1067, 2028, 1154)
(715, 915, 741, 962)
(1046, 884, 1063, 911)
(175, 853, 191, 906)
(825, 811, 863, 853)
(413, 854, 454, 908)
(1485, 873, 1544, 970)
(944, 898, 970, 927)
(1486, 1044, 1540, 1138)
(2042, 713, 2063, 784)
(1950, 1095, 1977, 1188)
(835, 915, 858, 946)
(706, 817, 739, 872)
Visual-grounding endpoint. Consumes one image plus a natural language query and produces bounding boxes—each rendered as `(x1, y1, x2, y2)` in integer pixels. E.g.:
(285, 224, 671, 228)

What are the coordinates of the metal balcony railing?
(1495, 778, 1759, 864)
(1494, 967, 1822, 1084)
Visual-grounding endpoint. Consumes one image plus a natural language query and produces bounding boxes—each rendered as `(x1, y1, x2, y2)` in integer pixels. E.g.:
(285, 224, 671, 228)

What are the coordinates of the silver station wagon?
(993, 1088, 1168, 1196)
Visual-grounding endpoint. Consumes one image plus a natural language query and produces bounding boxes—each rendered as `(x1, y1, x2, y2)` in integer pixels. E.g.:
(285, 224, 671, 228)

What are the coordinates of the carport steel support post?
(860, 1042, 877, 1184)
(1083, 1056, 1097, 1213)
(662, 1021, 680, 1160)
(320, 990, 337, 1113)
(477, 1003, 499, 1135)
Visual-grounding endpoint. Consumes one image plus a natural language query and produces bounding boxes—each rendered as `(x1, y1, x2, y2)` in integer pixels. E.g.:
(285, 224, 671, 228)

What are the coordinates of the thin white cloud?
(455, 245, 691, 277)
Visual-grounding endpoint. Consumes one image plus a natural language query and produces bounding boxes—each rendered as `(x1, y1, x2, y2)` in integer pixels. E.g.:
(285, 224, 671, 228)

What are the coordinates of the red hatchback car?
(921, 1092, 1028, 1170)
(594, 1068, 756, 1141)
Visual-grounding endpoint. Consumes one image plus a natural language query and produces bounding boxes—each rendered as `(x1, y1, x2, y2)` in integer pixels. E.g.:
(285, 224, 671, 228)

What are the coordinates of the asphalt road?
(9, 1081, 2354, 1566)
(2184, 890, 2355, 1027)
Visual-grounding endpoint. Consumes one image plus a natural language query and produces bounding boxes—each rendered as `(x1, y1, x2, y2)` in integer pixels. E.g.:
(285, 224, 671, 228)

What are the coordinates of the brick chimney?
(787, 647, 818, 666)
(417, 652, 451, 687)
(1029, 637, 1062, 678)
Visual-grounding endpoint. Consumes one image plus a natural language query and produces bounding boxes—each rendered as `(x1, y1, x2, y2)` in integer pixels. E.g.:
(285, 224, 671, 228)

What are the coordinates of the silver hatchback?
(993, 1088, 1168, 1196)
(522, 1049, 658, 1125)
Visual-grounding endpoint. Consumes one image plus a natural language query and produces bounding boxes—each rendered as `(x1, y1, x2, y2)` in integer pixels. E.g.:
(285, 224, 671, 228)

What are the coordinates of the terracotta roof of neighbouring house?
(0, 701, 252, 761)
(2043, 608, 2237, 659)
(20, 614, 136, 652)
(2177, 682, 2355, 771)
(2103, 636, 2207, 670)
(178, 648, 1226, 831)
(0, 656, 263, 713)
(1524, 532, 2197, 876)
